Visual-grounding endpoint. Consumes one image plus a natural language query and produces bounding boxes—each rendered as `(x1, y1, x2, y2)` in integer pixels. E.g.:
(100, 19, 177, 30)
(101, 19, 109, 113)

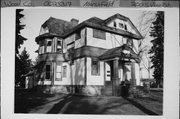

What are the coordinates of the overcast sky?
(20, 8, 147, 61)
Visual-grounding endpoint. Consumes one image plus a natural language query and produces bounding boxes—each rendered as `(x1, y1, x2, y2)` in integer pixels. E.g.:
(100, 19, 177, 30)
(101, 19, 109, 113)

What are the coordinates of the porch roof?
(99, 44, 140, 63)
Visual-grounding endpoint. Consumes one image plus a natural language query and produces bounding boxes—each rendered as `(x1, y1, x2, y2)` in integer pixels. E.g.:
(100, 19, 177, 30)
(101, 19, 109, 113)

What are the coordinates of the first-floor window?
(91, 58, 100, 75)
(62, 66, 67, 78)
(45, 64, 51, 80)
(56, 63, 62, 81)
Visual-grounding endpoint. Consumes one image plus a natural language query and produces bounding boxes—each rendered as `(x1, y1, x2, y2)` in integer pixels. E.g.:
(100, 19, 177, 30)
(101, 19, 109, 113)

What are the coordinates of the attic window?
(75, 30, 81, 40)
(119, 23, 124, 29)
(113, 21, 117, 27)
(93, 29, 106, 40)
(124, 25, 127, 30)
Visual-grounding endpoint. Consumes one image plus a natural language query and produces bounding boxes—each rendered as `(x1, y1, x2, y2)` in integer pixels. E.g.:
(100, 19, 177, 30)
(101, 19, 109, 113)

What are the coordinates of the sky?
(20, 8, 149, 61)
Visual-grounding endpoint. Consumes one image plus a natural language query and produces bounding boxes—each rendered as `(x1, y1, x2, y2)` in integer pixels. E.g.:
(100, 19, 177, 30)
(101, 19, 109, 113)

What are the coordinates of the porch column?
(112, 57, 120, 96)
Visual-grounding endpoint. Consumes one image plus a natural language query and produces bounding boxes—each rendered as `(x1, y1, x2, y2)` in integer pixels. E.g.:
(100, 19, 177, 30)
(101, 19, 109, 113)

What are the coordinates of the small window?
(57, 40, 62, 52)
(113, 21, 117, 27)
(46, 40, 52, 52)
(127, 38, 133, 48)
(124, 24, 127, 30)
(119, 23, 124, 29)
(75, 30, 81, 40)
(91, 58, 100, 75)
(56, 64, 62, 81)
(62, 66, 67, 78)
(45, 65, 51, 80)
(93, 29, 106, 40)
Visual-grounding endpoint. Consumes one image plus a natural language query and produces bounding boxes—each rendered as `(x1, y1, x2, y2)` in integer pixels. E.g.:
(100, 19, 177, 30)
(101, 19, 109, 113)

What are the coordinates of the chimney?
(71, 18, 79, 26)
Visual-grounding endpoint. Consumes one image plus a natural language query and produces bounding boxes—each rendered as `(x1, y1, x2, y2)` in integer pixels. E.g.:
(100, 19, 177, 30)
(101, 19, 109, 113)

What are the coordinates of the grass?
(15, 88, 163, 115)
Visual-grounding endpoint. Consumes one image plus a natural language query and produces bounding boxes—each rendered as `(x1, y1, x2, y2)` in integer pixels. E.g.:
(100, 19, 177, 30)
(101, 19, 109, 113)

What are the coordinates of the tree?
(16, 9, 27, 54)
(15, 48, 32, 87)
(148, 11, 164, 88)
(15, 9, 30, 88)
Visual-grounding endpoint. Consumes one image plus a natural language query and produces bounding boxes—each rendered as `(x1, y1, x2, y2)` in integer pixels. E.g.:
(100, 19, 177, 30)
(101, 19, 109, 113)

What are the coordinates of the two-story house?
(35, 14, 143, 96)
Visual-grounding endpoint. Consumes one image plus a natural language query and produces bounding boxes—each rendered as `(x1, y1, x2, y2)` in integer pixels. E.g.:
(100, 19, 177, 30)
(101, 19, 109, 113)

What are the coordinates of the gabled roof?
(36, 13, 143, 42)
(99, 44, 140, 63)
(63, 13, 143, 40)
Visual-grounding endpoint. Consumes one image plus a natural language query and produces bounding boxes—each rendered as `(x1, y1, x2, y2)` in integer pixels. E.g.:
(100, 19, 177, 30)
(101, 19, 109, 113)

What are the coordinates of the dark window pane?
(46, 72, 50, 79)
(47, 41, 52, 46)
(46, 65, 50, 71)
(75, 30, 81, 40)
(93, 29, 106, 40)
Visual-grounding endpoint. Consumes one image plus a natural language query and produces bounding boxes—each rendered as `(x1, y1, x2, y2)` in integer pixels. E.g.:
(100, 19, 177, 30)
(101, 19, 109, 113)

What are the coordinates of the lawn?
(15, 88, 163, 115)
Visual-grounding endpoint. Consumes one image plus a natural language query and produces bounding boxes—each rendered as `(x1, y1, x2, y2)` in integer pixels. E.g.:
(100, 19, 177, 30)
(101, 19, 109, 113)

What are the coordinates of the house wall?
(86, 27, 126, 49)
(86, 57, 104, 85)
(73, 57, 85, 85)
(63, 28, 86, 53)
(54, 62, 71, 85)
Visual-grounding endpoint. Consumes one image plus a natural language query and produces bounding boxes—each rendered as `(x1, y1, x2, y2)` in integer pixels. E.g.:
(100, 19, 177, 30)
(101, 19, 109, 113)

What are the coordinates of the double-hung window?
(56, 63, 62, 81)
(91, 58, 100, 75)
(46, 40, 52, 53)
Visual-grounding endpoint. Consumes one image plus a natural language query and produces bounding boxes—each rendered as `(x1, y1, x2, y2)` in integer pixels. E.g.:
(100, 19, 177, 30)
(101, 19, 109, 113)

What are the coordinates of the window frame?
(62, 65, 67, 78)
(56, 63, 62, 81)
(56, 39, 62, 52)
(75, 30, 81, 40)
(46, 39, 52, 53)
(91, 58, 100, 76)
(45, 64, 51, 80)
(93, 29, 106, 40)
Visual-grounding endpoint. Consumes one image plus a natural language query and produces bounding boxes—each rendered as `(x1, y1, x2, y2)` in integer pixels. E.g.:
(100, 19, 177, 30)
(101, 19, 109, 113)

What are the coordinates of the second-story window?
(39, 41, 45, 55)
(75, 30, 81, 40)
(127, 38, 133, 48)
(57, 40, 62, 52)
(93, 29, 106, 40)
(46, 40, 52, 53)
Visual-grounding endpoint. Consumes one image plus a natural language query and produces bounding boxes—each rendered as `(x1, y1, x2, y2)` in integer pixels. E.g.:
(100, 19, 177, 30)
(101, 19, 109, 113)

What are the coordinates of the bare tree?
(137, 11, 157, 81)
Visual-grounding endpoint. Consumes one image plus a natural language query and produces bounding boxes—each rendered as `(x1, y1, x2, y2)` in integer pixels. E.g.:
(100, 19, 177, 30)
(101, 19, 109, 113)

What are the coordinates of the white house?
(34, 14, 143, 96)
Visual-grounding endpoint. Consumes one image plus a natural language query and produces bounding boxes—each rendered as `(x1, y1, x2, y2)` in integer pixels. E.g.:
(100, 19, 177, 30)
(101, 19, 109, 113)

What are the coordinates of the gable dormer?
(103, 14, 142, 39)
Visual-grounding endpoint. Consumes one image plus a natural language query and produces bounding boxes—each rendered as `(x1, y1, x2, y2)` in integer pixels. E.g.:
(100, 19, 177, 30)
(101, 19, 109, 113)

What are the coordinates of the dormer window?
(113, 21, 117, 28)
(46, 40, 52, 53)
(119, 23, 124, 29)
